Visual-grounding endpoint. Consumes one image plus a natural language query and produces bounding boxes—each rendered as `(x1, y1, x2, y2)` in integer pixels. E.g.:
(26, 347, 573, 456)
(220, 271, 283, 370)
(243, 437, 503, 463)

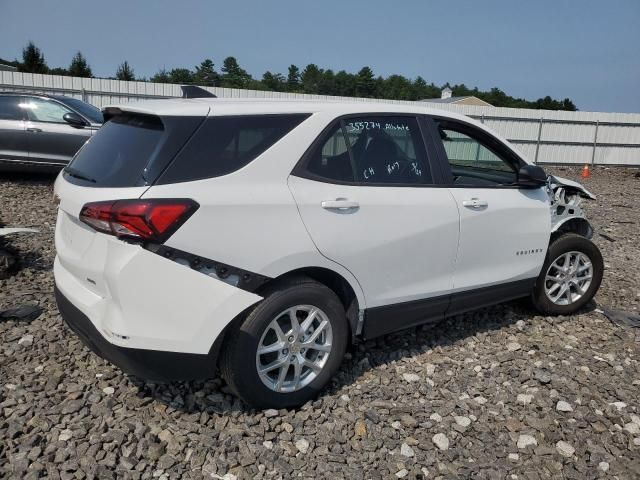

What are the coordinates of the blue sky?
(1, 0, 638, 112)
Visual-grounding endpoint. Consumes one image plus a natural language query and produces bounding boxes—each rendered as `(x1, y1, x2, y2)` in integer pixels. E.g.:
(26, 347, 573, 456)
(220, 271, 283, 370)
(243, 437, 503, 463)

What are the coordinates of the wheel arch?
(257, 266, 363, 341)
(551, 217, 594, 241)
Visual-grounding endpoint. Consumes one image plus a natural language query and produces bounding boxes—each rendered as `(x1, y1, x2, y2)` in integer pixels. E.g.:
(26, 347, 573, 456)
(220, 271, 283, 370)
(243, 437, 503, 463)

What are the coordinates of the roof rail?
(180, 85, 217, 99)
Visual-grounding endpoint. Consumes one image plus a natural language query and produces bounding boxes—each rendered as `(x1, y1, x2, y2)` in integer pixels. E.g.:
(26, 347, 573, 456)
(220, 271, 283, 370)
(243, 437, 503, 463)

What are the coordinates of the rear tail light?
(79, 199, 199, 243)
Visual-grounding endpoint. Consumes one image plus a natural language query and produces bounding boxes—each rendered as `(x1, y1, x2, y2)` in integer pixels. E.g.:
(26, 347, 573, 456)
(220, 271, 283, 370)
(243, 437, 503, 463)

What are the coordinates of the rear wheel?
(531, 234, 603, 315)
(220, 278, 348, 409)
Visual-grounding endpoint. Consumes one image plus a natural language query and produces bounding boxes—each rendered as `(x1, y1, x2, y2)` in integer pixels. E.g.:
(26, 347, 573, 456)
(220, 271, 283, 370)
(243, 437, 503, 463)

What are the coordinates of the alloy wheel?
(544, 251, 593, 305)
(256, 305, 333, 393)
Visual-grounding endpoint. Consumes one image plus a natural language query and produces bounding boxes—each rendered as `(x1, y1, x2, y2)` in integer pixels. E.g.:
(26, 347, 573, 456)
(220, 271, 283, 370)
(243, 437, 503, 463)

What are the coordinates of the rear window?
(0, 96, 26, 121)
(64, 113, 203, 187)
(157, 114, 310, 184)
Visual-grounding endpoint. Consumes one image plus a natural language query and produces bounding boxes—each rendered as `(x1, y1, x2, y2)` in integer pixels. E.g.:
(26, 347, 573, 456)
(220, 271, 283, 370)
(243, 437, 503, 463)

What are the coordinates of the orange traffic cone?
(581, 164, 590, 178)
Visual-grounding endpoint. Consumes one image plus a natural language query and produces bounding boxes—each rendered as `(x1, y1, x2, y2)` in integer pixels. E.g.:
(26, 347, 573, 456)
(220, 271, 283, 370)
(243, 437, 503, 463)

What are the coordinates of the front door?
(431, 117, 550, 314)
(288, 115, 460, 336)
(23, 97, 92, 166)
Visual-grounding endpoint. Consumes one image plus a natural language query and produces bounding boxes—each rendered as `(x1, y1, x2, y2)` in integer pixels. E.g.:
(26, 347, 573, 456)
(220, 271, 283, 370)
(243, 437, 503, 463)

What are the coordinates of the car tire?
(220, 277, 348, 409)
(531, 233, 604, 315)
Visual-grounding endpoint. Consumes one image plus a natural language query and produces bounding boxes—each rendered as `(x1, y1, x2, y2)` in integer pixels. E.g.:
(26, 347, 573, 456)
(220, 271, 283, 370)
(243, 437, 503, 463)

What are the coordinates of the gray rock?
(400, 443, 414, 457)
(555, 441, 575, 458)
(517, 435, 537, 449)
(556, 400, 573, 412)
(432, 433, 449, 451)
(402, 373, 420, 382)
(295, 438, 310, 454)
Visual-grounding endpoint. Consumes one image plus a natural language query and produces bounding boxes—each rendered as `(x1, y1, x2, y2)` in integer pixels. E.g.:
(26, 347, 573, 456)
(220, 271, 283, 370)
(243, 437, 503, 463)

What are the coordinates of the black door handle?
(26, 127, 42, 133)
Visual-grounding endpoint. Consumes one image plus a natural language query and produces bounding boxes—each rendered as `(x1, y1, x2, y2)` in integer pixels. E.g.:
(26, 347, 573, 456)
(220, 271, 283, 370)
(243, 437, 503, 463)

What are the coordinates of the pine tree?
(151, 68, 170, 83)
(262, 71, 285, 91)
(286, 65, 300, 91)
(168, 68, 195, 84)
(356, 66, 376, 98)
(20, 42, 48, 73)
(115, 61, 135, 81)
(221, 57, 251, 88)
(68, 52, 92, 78)
(301, 64, 323, 94)
(194, 59, 219, 86)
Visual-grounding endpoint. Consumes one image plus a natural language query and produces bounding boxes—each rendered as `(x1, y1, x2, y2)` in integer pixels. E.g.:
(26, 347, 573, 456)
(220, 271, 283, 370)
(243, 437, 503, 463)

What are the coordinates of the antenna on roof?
(180, 85, 217, 99)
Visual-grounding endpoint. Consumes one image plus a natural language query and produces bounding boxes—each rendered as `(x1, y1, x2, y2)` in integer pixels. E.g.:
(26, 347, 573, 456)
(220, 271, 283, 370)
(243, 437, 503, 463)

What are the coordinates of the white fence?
(2, 71, 639, 166)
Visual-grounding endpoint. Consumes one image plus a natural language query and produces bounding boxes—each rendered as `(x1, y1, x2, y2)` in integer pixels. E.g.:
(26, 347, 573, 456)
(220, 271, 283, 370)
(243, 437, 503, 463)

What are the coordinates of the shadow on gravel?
(127, 298, 598, 414)
(0, 171, 59, 184)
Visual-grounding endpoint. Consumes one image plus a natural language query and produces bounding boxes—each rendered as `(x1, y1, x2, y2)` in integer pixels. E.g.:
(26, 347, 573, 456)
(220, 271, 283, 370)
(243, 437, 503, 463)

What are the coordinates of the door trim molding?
(362, 278, 535, 340)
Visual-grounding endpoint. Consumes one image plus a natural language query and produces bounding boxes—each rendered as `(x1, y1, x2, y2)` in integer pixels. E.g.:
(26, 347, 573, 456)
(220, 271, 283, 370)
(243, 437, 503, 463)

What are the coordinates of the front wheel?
(220, 278, 348, 409)
(531, 233, 604, 315)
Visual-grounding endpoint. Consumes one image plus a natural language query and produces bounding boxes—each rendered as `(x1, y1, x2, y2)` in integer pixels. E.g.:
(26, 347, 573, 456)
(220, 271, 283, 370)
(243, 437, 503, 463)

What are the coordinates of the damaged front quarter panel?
(548, 175, 595, 239)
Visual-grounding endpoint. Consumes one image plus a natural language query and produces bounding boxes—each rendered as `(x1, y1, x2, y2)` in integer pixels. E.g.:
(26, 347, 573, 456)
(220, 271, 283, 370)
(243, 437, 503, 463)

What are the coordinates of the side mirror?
(518, 164, 547, 187)
(63, 112, 89, 128)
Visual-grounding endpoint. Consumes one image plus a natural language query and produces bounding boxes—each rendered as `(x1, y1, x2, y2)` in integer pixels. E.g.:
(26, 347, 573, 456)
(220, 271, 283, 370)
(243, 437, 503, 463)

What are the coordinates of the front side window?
(436, 119, 518, 186)
(58, 96, 103, 123)
(302, 115, 432, 185)
(22, 97, 72, 123)
(0, 96, 26, 121)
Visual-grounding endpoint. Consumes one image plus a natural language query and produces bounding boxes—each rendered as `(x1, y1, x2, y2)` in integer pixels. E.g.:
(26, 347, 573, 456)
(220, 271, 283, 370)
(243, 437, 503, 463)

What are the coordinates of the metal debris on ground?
(597, 307, 640, 328)
(0, 304, 43, 322)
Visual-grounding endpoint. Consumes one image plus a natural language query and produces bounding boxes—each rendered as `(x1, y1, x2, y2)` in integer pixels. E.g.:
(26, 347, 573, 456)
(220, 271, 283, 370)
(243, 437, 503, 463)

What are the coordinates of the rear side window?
(158, 114, 310, 184)
(0, 96, 26, 121)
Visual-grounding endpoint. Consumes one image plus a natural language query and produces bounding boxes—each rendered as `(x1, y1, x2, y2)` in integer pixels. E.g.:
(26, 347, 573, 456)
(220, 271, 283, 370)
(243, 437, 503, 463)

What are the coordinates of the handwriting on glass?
(347, 122, 410, 132)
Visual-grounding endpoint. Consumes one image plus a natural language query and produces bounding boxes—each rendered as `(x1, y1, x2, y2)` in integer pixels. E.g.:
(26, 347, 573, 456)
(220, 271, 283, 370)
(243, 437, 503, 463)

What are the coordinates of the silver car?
(0, 93, 103, 172)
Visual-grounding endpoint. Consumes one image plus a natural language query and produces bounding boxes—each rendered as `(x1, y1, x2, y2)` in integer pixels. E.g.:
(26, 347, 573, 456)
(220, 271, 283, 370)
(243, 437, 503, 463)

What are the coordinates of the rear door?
(429, 117, 550, 314)
(23, 96, 93, 167)
(0, 95, 29, 164)
(288, 114, 460, 336)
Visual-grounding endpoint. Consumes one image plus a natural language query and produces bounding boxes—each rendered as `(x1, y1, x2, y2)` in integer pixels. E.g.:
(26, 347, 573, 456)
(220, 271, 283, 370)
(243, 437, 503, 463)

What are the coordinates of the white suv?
(54, 98, 603, 408)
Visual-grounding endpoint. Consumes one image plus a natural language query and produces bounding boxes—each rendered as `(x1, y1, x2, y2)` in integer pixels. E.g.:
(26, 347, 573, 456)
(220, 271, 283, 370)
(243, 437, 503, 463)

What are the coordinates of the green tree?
(20, 42, 47, 73)
(286, 64, 300, 92)
(115, 61, 135, 81)
(334, 70, 356, 97)
(261, 71, 285, 91)
(68, 51, 92, 77)
(355, 66, 376, 97)
(194, 59, 219, 86)
(221, 56, 251, 88)
(380, 74, 412, 100)
(301, 64, 323, 94)
(150, 68, 170, 83)
(167, 68, 195, 84)
(49, 67, 69, 76)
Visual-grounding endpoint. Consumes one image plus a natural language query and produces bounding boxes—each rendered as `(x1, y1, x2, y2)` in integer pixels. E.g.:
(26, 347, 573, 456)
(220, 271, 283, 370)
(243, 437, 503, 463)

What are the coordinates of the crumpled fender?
(548, 175, 596, 200)
(548, 175, 595, 238)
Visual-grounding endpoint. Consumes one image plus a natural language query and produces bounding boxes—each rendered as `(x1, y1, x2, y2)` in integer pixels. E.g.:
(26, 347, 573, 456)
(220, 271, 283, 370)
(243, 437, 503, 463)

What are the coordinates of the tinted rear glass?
(157, 114, 310, 184)
(0, 96, 25, 121)
(65, 114, 164, 186)
(63, 113, 204, 188)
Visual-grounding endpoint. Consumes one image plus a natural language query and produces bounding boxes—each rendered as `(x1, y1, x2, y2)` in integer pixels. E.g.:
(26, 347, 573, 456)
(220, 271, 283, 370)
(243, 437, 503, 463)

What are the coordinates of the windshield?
(58, 96, 104, 124)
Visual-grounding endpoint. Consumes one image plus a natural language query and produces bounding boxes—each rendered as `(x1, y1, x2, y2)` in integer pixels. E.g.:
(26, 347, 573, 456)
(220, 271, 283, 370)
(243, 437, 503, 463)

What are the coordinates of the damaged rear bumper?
(55, 285, 220, 381)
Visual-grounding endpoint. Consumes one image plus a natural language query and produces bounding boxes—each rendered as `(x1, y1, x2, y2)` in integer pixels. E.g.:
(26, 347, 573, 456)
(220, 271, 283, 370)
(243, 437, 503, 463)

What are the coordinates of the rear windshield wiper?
(64, 166, 97, 183)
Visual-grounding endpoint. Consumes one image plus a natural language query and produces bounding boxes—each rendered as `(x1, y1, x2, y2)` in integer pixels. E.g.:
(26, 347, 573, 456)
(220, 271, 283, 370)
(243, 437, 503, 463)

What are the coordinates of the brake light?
(79, 199, 199, 243)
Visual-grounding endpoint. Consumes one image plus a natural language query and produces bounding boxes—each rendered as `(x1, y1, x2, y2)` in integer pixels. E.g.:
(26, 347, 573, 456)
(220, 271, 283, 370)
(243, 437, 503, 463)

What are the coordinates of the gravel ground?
(1, 167, 639, 479)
